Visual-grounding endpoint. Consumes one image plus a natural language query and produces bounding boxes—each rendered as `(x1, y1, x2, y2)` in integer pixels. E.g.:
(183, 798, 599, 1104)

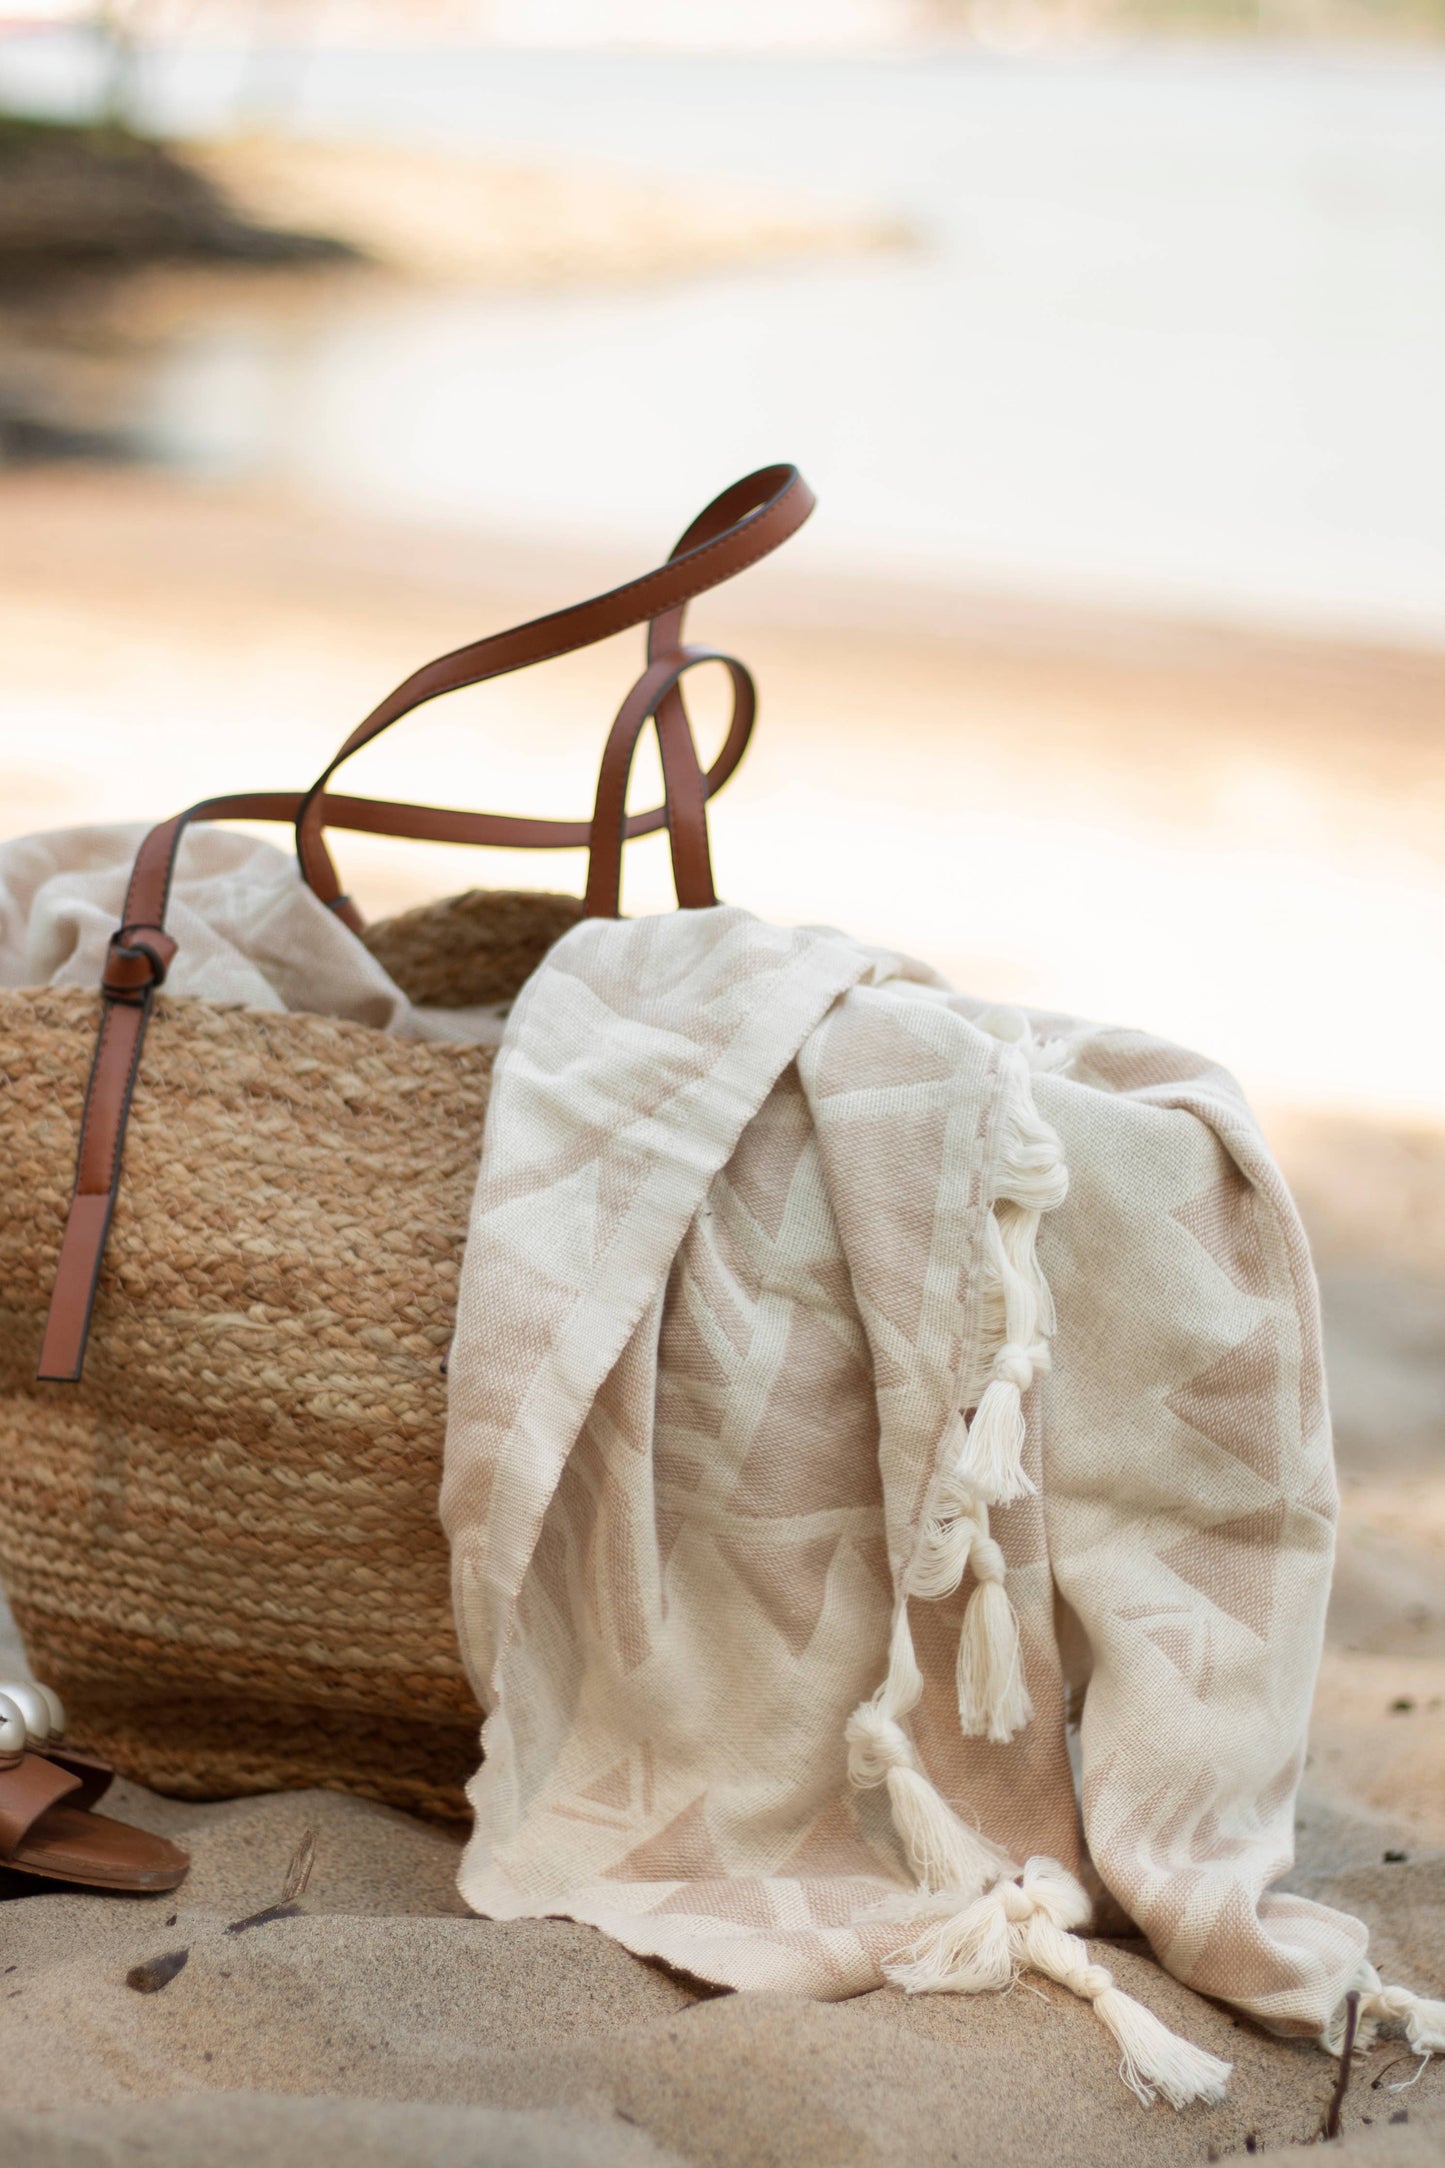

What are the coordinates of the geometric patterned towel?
(441, 904, 1445, 2107)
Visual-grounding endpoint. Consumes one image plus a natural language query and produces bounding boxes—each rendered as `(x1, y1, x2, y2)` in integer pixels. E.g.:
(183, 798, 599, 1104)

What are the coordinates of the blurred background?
(0, 3, 1442, 1805)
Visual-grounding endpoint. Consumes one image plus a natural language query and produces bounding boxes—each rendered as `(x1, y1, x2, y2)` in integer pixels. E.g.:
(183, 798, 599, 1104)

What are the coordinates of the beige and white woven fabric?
(0, 823, 508, 1044)
(442, 903, 1445, 2109)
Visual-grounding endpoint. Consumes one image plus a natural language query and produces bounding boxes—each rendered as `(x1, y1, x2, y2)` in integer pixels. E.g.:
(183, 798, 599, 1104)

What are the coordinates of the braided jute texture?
(0, 889, 575, 1818)
(363, 885, 583, 1009)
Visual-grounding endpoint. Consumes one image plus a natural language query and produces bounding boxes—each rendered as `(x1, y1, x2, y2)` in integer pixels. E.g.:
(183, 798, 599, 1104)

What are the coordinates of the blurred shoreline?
(4, 45, 1444, 643)
(0, 121, 908, 461)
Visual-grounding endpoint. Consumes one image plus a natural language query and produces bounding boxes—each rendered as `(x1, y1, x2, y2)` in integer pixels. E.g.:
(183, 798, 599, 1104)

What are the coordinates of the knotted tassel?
(909, 1411, 987, 1604)
(1088, 1977, 1234, 2110)
(884, 1858, 1232, 2110)
(887, 1765, 1009, 1898)
(846, 1602, 1012, 1901)
(1016, 1869, 1231, 2106)
(951, 1200, 1053, 1508)
(996, 1089, 1070, 1215)
(1362, 1984, 1445, 2056)
(846, 1698, 1009, 1900)
(885, 1884, 1016, 1994)
(955, 1536, 1033, 1743)
(956, 1361, 1036, 1506)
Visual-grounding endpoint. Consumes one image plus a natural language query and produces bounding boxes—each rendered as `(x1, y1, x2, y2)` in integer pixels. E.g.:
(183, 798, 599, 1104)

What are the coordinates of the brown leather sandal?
(0, 1684, 188, 1893)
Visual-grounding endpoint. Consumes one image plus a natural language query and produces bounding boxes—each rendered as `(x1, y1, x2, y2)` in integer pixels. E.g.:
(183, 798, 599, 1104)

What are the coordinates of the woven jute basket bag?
(0, 465, 813, 1818)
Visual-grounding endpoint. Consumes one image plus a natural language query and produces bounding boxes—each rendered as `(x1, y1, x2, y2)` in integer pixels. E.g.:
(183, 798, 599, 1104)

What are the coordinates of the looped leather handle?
(585, 648, 753, 920)
(37, 466, 813, 1384)
(296, 463, 813, 925)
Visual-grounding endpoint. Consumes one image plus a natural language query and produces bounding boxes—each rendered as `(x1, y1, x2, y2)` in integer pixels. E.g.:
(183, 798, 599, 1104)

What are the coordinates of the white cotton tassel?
(996, 1089, 1070, 1217)
(884, 1857, 1232, 2110)
(844, 1700, 912, 1791)
(1361, 1985, 1445, 2056)
(1013, 1851, 1091, 1930)
(1016, 1880, 1233, 2110)
(1089, 1978, 1234, 2111)
(955, 1536, 1033, 1743)
(1015, 1873, 1232, 2108)
(846, 1604, 1011, 1902)
(886, 1885, 1016, 1995)
(887, 1765, 1009, 1898)
(846, 1699, 1007, 1899)
(956, 1369, 1034, 1506)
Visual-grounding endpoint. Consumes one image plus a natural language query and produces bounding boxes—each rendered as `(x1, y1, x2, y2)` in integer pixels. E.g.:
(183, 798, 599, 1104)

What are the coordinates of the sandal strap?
(0, 1752, 82, 1858)
(39, 1744, 114, 1813)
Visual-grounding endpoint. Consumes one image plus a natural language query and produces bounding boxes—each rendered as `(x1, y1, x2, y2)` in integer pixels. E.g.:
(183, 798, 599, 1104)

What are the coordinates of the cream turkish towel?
(0, 823, 504, 1043)
(442, 904, 1445, 2108)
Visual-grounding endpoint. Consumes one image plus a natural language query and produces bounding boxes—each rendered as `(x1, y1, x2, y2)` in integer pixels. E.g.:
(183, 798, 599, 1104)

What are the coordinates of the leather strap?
(295, 463, 811, 924)
(39, 1743, 114, 1813)
(0, 1752, 81, 1857)
(37, 467, 810, 1383)
(35, 743, 729, 1386)
(585, 648, 753, 919)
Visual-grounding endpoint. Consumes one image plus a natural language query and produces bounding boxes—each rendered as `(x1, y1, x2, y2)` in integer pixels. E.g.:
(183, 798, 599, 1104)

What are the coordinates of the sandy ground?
(1, 469, 1442, 2163)
(0, 1756, 1439, 2167)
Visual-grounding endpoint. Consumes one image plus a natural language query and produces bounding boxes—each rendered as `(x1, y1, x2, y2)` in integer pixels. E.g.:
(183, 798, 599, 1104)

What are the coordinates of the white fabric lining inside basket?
(0, 822, 513, 1045)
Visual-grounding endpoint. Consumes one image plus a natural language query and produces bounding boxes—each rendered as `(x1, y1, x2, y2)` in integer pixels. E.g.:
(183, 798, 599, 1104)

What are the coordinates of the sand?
(0, 1762, 1440, 2165)
(1, 468, 1443, 2163)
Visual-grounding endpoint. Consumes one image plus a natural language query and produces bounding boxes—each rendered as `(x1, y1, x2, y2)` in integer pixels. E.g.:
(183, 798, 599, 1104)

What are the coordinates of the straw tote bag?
(0, 465, 813, 1819)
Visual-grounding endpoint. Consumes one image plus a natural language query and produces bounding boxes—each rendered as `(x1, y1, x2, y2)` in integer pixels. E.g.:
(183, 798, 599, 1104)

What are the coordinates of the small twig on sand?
(1319, 1990, 1361, 2142)
(224, 1900, 303, 1936)
(280, 1825, 317, 1904)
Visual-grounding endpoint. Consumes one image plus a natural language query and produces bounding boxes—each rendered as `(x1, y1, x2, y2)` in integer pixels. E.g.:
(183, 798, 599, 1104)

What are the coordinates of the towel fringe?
(956, 1573, 1033, 1743)
(905, 1052, 1065, 1735)
(955, 1374, 1034, 1507)
(884, 1860, 1232, 2111)
(845, 1627, 1008, 1898)
(942, 1057, 1064, 1523)
(845, 1041, 1236, 2115)
(1357, 1982, 1445, 2058)
(885, 1888, 1015, 1994)
(1092, 1984, 1234, 2111)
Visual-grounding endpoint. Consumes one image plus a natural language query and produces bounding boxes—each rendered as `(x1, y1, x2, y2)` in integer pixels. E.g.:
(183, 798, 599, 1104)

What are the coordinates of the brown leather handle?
(37, 467, 811, 1384)
(584, 648, 753, 920)
(93, 637, 744, 988)
(276, 663, 758, 931)
(34, 692, 722, 1390)
(295, 462, 812, 924)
